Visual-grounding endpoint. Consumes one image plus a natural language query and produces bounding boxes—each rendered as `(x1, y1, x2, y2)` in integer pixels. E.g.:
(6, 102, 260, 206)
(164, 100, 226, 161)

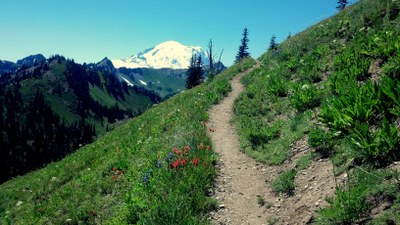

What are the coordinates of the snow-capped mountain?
(112, 41, 208, 69)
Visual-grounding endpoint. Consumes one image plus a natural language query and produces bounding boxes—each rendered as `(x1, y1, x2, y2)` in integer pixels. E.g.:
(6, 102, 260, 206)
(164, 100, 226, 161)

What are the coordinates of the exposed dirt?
(207, 63, 337, 225)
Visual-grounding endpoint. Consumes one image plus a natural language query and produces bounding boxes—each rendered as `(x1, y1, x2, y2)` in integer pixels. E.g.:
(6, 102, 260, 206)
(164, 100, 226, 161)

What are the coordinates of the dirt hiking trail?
(207, 62, 336, 225)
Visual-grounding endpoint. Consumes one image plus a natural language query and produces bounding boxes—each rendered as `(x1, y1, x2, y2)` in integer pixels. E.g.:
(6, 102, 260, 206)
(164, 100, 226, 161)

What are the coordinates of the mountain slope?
(112, 41, 209, 69)
(0, 60, 17, 75)
(233, 0, 400, 224)
(0, 55, 159, 183)
(1, 0, 399, 224)
(0, 58, 255, 224)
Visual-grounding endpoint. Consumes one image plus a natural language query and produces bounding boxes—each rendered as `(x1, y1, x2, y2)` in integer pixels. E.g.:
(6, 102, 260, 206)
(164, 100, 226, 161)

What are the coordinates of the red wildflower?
(197, 143, 204, 150)
(181, 158, 188, 166)
(118, 171, 123, 175)
(206, 145, 212, 151)
(170, 158, 181, 169)
(192, 158, 200, 166)
(184, 145, 190, 153)
(173, 147, 182, 156)
(111, 175, 118, 180)
(112, 167, 117, 172)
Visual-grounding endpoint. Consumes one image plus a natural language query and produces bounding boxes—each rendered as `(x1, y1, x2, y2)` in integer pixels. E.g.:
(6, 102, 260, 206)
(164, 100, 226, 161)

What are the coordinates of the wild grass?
(271, 169, 297, 195)
(316, 168, 400, 225)
(296, 153, 313, 171)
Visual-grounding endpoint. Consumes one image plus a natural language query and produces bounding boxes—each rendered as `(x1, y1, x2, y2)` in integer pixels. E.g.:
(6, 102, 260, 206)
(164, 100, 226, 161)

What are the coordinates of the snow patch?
(139, 79, 147, 86)
(112, 41, 208, 69)
(120, 76, 134, 86)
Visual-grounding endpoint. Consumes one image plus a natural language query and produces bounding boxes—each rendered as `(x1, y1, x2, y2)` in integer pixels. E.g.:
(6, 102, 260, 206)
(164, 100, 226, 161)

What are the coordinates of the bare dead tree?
(206, 39, 214, 70)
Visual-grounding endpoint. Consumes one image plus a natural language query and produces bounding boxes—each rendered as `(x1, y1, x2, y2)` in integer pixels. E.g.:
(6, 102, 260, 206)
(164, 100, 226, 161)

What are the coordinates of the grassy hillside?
(0, 58, 255, 224)
(234, 0, 400, 223)
(1, 0, 399, 223)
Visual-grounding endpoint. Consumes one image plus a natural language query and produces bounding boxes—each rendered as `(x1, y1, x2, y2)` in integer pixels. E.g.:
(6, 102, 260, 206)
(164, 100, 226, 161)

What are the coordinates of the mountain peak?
(157, 40, 183, 47)
(112, 41, 208, 69)
(16, 54, 46, 67)
(96, 57, 115, 72)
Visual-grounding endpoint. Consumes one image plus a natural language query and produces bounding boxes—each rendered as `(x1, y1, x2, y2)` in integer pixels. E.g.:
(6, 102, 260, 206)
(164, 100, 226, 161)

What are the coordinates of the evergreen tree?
(268, 35, 278, 51)
(287, 32, 292, 40)
(336, 0, 348, 11)
(185, 54, 204, 89)
(235, 28, 250, 63)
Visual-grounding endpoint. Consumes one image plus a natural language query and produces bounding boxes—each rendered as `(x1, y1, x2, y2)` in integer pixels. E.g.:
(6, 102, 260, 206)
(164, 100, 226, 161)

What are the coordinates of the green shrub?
(308, 128, 335, 157)
(316, 186, 369, 224)
(267, 73, 289, 97)
(290, 83, 321, 112)
(321, 81, 379, 133)
(271, 169, 297, 195)
(316, 168, 399, 224)
(245, 120, 281, 149)
(351, 120, 400, 165)
(297, 45, 330, 83)
(378, 76, 400, 117)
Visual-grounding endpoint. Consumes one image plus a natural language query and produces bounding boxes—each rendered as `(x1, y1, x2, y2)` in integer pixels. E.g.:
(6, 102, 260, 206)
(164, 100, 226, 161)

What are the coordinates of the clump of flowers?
(166, 144, 211, 170)
(184, 145, 190, 153)
(192, 158, 200, 165)
(111, 167, 123, 180)
(142, 169, 151, 186)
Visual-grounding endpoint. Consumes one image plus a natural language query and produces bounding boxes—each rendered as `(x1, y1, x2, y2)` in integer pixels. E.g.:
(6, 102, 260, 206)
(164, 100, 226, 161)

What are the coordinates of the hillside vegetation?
(234, 0, 400, 223)
(0, 55, 160, 183)
(0, 58, 255, 224)
(1, 0, 399, 223)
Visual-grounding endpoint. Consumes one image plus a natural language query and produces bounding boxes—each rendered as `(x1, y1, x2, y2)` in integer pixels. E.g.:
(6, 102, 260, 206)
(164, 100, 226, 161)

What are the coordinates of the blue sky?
(0, 0, 356, 66)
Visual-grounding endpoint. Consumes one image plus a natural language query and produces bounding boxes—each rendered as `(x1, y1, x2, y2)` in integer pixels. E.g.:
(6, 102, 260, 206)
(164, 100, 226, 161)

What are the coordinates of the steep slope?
(0, 60, 17, 75)
(0, 54, 46, 75)
(233, 0, 400, 224)
(0, 55, 159, 183)
(112, 41, 209, 69)
(0, 58, 255, 224)
(16, 54, 46, 68)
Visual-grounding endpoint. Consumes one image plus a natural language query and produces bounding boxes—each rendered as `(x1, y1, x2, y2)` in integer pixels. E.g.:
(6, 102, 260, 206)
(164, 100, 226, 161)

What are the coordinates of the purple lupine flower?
(165, 151, 173, 163)
(156, 160, 162, 168)
(142, 169, 150, 186)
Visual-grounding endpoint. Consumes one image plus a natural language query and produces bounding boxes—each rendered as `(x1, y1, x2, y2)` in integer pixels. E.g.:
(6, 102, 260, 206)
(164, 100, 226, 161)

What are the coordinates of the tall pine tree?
(235, 28, 250, 63)
(336, 0, 348, 11)
(185, 54, 204, 89)
(268, 35, 277, 51)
